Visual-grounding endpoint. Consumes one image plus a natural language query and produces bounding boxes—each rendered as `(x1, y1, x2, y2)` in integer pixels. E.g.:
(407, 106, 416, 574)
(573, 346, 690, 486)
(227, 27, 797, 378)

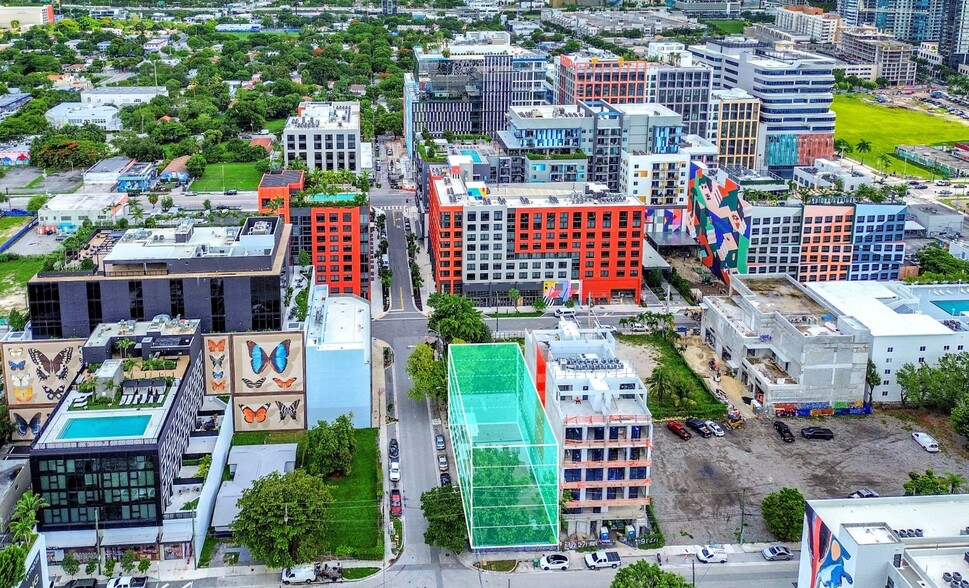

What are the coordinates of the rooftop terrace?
(734, 276, 843, 336)
(430, 172, 637, 208)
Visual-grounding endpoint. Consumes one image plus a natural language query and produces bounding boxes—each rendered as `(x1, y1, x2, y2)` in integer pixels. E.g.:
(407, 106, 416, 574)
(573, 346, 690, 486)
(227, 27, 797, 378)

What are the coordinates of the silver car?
(762, 546, 793, 561)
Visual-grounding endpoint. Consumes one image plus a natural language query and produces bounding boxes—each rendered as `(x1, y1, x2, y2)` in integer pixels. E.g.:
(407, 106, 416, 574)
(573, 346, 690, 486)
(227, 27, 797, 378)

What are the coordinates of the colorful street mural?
(774, 401, 871, 418)
(686, 163, 752, 286)
(644, 208, 683, 233)
(805, 504, 855, 588)
(543, 279, 582, 305)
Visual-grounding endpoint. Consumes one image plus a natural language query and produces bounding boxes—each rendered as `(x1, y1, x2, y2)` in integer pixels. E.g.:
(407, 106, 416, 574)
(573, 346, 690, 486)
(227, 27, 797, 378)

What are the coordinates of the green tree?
(507, 287, 520, 311)
(161, 195, 174, 211)
(761, 487, 805, 542)
(405, 342, 447, 401)
(62, 552, 80, 578)
(231, 470, 334, 568)
(866, 359, 880, 403)
(120, 549, 137, 574)
(904, 469, 950, 496)
(138, 558, 151, 575)
(103, 559, 116, 577)
(876, 154, 892, 173)
(420, 485, 467, 554)
(610, 560, 692, 588)
(7, 308, 28, 332)
(646, 366, 677, 403)
(7, 517, 33, 546)
(951, 403, 969, 440)
(532, 297, 547, 313)
(0, 545, 26, 588)
(13, 492, 48, 528)
(203, 199, 212, 211)
(942, 471, 967, 494)
(147, 193, 159, 209)
(854, 139, 872, 166)
(834, 138, 853, 157)
(427, 292, 492, 345)
(186, 154, 207, 178)
(26, 194, 49, 214)
(297, 249, 311, 267)
(84, 558, 97, 576)
(302, 415, 355, 477)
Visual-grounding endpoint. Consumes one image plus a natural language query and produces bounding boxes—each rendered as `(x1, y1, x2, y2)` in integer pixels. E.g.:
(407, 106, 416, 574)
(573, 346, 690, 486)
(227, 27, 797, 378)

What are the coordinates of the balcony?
(564, 437, 652, 448)
(565, 497, 650, 508)
(564, 459, 652, 469)
(562, 478, 652, 490)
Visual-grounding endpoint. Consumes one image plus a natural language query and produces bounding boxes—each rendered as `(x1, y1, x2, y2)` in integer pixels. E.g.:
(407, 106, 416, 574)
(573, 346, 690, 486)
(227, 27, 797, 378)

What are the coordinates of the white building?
(798, 495, 969, 588)
(646, 41, 694, 66)
(774, 5, 842, 44)
(808, 281, 969, 402)
(524, 321, 654, 538)
(701, 274, 871, 414)
(80, 86, 169, 107)
(793, 158, 874, 192)
(283, 102, 362, 172)
(37, 193, 128, 233)
(45, 103, 121, 131)
(619, 149, 690, 207)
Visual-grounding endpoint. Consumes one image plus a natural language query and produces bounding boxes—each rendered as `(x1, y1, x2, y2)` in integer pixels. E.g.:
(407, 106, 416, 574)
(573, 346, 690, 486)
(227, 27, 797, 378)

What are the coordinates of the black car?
(389, 438, 399, 459)
(685, 418, 713, 438)
(801, 427, 834, 440)
(224, 189, 238, 195)
(65, 580, 98, 588)
(440, 472, 452, 486)
(773, 421, 795, 443)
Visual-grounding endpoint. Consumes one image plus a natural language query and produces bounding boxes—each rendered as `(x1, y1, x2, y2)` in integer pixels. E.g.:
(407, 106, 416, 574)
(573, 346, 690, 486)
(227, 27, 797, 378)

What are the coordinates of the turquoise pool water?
(461, 149, 482, 163)
(58, 415, 151, 440)
(931, 300, 969, 315)
(309, 193, 357, 202)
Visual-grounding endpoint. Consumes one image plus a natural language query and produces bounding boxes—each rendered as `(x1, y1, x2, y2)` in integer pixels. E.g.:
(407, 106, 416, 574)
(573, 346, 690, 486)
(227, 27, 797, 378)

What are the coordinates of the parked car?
(389, 459, 401, 482)
(762, 546, 793, 561)
(630, 322, 647, 333)
(435, 434, 446, 451)
(106, 578, 148, 588)
(390, 489, 402, 517)
(440, 472, 452, 486)
(848, 487, 880, 499)
(801, 427, 835, 440)
(667, 421, 692, 441)
(936, 180, 951, 186)
(696, 546, 728, 563)
(65, 580, 98, 588)
(281, 564, 317, 585)
(773, 421, 795, 443)
(705, 420, 725, 437)
(554, 308, 577, 318)
(685, 418, 713, 438)
(912, 431, 940, 452)
(939, 189, 954, 195)
(540, 553, 571, 571)
(389, 438, 399, 458)
(584, 550, 621, 569)
(224, 189, 238, 195)
(438, 454, 449, 471)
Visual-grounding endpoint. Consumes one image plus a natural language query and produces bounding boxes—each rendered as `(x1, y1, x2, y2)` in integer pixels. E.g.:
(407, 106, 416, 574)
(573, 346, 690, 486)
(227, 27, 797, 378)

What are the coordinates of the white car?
(705, 420, 725, 437)
(912, 431, 940, 452)
(389, 459, 401, 482)
(696, 546, 728, 563)
(539, 553, 570, 571)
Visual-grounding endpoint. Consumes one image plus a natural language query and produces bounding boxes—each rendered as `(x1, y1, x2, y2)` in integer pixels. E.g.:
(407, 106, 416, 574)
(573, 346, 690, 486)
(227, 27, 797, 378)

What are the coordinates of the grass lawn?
(322, 428, 382, 559)
(190, 163, 264, 192)
(265, 118, 287, 135)
(342, 567, 380, 580)
(705, 19, 748, 34)
(475, 560, 517, 572)
(231, 430, 307, 446)
(832, 94, 969, 178)
(618, 334, 726, 420)
(0, 255, 44, 298)
(0, 216, 28, 242)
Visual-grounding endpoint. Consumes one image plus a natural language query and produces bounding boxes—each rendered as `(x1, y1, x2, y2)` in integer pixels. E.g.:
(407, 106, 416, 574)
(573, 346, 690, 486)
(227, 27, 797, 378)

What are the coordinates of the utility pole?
(739, 487, 747, 545)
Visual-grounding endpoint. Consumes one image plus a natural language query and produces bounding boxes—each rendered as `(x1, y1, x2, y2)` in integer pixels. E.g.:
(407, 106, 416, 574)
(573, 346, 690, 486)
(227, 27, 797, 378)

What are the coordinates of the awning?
(905, 220, 925, 231)
(100, 527, 159, 546)
(161, 520, 194, 544)
(647, 230, 698, 248)
(641, 240, 671, 269)
(44, 530, 97, 549)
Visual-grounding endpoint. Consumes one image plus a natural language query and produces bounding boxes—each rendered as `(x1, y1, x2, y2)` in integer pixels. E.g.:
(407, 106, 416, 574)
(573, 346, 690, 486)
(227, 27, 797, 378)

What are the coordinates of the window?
(607, 468, 625, 480)
(564, 469, 581, 482)
(629, 467, 649, 479)
(585, 468, 603, 481)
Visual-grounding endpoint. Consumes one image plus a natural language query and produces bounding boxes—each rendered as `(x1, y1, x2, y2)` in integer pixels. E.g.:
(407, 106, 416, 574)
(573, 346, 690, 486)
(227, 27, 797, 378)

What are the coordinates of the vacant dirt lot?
(650, 413, 969, 545)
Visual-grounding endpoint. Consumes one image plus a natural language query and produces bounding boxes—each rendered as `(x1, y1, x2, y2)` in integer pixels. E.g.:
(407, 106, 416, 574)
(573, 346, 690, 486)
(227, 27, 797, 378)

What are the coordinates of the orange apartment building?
(258, 170, 371, 298)
(798, 204, 854, 282)
(427, 165, 644, 306)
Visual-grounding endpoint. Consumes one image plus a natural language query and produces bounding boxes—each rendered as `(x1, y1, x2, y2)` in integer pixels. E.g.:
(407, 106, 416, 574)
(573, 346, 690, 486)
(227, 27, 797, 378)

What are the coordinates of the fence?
(0, 216, 37, 253)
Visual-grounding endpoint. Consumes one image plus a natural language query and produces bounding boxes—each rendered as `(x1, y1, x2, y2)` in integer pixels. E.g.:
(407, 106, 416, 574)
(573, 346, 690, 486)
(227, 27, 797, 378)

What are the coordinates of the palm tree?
(645, 367, 677, 402)
(8, 517, 34, 545)
(877, 154, 893, 174)
(942, 471, 967, 494)
(116, 337, 134, 359)
(855, 139, 872, 166)
(834, 139, 853, 158)
(14, 493, 48, 523)
(507, 287, 520, 311)
(147, 194, 159, 209)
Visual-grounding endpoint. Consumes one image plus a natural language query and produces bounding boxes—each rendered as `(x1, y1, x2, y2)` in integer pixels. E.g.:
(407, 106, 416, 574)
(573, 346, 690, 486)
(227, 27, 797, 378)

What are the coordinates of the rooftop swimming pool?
(931, 300, 969, 316)
(58, 415, 151, 441)
(309, 193, 358, 203)
(461, 149, 482, 163)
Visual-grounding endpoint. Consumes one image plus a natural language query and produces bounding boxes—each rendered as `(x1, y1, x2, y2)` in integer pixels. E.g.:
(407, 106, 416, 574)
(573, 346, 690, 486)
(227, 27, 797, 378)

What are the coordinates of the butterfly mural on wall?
(276, 399, 300, 421)
(205, 338, 228, 395)
(28, 347, 74, 381)
(208, 340, 226, 352)
(273, 377, 297, 388)
(43, 385, 65, 401)
(13, 387, 32, 403)
(210, 355, 225, 368)
(14, 412, 41, 437)
(246, 340, 291, 375)
(8, 360, 25, 371)
(239, 403, 270, 424)
(211, 381, 226, 392)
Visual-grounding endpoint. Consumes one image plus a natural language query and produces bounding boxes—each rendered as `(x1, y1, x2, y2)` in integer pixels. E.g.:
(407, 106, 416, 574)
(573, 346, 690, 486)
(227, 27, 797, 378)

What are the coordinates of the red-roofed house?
(250, 137, 273, 154)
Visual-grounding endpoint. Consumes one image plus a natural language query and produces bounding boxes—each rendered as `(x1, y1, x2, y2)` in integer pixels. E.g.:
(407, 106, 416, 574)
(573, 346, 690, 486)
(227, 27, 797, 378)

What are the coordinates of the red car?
(390, 489, 402, 517)
(667, 421, 692, 440)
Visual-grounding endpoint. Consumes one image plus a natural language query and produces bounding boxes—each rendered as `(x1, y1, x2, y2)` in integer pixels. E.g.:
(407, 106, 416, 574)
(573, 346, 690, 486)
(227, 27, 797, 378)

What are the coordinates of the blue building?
(848, 202, 907, 281)
(303, 284, 371, 429)
(117, 160, 158, 193)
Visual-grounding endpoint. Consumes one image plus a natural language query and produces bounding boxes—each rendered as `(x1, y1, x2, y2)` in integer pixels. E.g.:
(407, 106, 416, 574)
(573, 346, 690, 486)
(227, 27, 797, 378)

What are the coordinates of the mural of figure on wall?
(687, 163, 752, 286)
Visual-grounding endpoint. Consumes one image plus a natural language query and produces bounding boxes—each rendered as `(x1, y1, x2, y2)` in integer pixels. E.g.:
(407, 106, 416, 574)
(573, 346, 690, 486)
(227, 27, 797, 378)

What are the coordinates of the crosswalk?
(379, 205, 408, 211)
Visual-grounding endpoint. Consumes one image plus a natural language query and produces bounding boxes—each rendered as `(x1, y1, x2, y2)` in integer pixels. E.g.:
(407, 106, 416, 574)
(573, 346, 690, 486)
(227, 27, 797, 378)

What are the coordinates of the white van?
(696, 546, 728, 563)
(554, 308, 576, 318)
(912, 431, 940, 452)
(282, 563, 317, 584)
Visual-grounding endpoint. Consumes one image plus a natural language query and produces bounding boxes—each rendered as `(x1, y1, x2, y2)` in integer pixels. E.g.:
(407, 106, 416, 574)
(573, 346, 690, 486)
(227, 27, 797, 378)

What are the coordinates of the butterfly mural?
(208, 339, 226, 352)
(211, 381, 226, 392)
(213, 371, 224, 380)
(242, 377, 266, 389)
(43, 385, 65, 401)
(246, 340, 290, 375)
(11, 374, 29, 388)
(239, 403, 270, 424)
(276, 400, 301, 421)
(210, 355, 225, 368)
(14, 412, 41, 437)
(28, 347, 74, 381)
(273, 377, 297, 389)
(8, 360, 25, 371)
(13, 387, 32, 403)
(6, 348, 23, 358)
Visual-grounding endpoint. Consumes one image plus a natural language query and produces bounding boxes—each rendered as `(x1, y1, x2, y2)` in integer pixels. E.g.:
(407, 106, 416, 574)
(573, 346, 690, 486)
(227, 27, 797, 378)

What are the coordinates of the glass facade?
(250, 275, 282, 331)
(448, 343, 559, 550)
(34, 452, 159, 530)
(27, 282, 62, 338)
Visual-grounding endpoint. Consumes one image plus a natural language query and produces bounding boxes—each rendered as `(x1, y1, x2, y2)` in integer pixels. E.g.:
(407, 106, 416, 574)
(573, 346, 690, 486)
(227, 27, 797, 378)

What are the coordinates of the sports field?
(190, 163, 263, 192)
(832, 94, 969, 178)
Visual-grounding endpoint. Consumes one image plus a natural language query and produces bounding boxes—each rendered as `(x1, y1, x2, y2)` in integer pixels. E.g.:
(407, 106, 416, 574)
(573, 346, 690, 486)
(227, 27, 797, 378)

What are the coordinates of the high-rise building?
(426, 166, 644, 306)
(257, 171, 370, 298)
(381, 0, 397, 15)
(27, 217, 289, 338)
(283, 102, 361, 172)
(524, 322, 654, 538)
(873, 0, 944, 43)
(839, 26, 918, 86)
(690, 38, 836, 176)
(552, 53, 712, 135)
(708, 88, 761, 170)
(940, 0, 969, 68)
(404, 32, 546, 157)
(775, 5, 843, 43)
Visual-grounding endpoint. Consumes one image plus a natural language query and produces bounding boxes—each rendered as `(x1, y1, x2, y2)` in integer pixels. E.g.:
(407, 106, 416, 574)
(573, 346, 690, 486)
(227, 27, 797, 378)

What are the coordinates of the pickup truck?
(584, 550, 621, 569)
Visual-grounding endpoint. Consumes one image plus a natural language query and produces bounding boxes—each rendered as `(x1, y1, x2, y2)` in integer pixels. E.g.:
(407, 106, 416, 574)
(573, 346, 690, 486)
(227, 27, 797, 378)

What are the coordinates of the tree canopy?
(427, 293, 492, 345)
(761, 487, 805, 542)
(301, 413, 356, 478)
(405, 342, 447, 401)
(420, 485, 468, 554)
(231, 470, 334, 568)
(611, 561, 691, 588)
(904, 469, 966, 496)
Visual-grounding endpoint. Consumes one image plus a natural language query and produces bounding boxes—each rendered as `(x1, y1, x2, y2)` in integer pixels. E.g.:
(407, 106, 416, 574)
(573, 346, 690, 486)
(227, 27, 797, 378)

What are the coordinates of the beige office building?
(707, 88, 761, 171)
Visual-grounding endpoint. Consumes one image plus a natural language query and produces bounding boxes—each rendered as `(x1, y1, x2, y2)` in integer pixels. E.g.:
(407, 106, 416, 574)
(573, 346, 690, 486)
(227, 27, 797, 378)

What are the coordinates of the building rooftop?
(212, 444, 297, 531)
(102, 218, 280, 264)
(258, 169, 305, 189)
(808, 281, 958, 338)
(509, 105, 587, 119)
(304, 284, 369, 350)
(430, 171, 638, 208)
(285, 102, 359, 131)
(711, 88, 757, 101)
(808, 494, 969, 542)
(84, 86, 167, 95)
(86, 156, 136, 176)
(47, 102, 119, 117)
(733, 275, 842, 336)
(41, 192, 125, 212)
